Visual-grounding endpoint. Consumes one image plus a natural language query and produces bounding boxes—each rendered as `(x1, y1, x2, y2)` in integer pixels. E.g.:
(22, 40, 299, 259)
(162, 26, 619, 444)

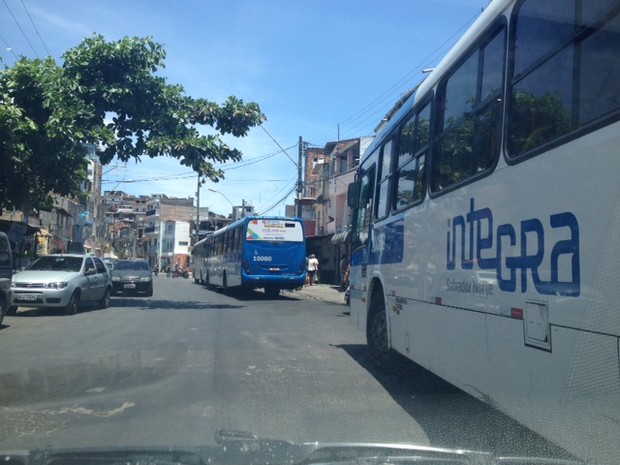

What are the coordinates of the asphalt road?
(0, 275, 571, 459)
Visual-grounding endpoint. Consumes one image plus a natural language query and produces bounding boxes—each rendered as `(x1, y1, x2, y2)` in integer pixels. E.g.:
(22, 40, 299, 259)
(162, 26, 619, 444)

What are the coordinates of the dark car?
(111, 259, 153, 296)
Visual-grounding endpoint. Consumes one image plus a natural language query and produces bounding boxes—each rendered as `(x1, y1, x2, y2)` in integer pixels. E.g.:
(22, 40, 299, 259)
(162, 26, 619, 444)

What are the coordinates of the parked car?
(9, 254, 112, 315)
(103, 258, 116, 271)
(111, 259, 153, 296)
(0, 232, 12, 326)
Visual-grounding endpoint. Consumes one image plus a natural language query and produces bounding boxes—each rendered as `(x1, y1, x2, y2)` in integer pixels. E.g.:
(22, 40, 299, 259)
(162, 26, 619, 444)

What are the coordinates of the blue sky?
(1, 0, 490, 216)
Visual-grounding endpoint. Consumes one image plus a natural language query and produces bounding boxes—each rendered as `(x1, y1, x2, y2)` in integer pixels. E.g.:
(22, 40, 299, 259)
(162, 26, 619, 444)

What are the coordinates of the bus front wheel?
(367, 292, 405, 373)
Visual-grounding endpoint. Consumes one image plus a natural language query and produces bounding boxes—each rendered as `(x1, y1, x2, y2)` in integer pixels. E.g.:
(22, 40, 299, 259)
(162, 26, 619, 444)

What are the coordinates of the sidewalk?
(283, 283, 348, 306)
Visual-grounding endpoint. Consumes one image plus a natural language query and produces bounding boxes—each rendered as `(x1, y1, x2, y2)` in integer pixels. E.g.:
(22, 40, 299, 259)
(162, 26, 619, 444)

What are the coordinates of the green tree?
(0, 57, 89, 212)
(0, 35, 265, 213)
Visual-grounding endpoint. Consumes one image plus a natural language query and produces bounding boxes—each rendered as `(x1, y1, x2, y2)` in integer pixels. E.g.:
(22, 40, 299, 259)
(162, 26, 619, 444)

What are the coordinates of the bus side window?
(233, 228, 240, 253)
(431, 24, 505, 193)
(508, 1, 620, 158)
(395, 101, 430, 210)
(355, 165, 376, 247)
(376, 139, 394, 219)
(225, 232, 231, 254)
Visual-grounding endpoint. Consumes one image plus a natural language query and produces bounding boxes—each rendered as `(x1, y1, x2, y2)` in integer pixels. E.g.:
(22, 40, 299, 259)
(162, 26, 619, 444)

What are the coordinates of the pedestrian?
(306, 254, 319, 286)
(165, 263, 171, 278)
(339, 254, 349, 291)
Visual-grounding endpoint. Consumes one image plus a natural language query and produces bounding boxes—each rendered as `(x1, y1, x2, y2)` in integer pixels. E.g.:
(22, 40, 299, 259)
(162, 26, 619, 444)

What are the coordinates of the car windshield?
(1, 2, 619, 465)
(115, 261, 150, 271)
(26, 256, 83, 272)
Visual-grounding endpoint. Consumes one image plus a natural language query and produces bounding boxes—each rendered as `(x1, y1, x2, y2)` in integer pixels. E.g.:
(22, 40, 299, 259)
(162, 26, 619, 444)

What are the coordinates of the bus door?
(348, 164, 376, 331)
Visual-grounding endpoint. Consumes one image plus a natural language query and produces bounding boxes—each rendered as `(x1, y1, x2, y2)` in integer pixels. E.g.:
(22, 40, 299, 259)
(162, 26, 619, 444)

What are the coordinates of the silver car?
(9, 254, 112, 315)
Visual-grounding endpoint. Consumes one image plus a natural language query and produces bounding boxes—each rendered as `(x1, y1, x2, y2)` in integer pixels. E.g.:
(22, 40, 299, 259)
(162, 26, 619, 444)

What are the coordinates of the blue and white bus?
(191, 235, 209, 284)
(195, 216, 306, 297)
(347, 1, 620, 463)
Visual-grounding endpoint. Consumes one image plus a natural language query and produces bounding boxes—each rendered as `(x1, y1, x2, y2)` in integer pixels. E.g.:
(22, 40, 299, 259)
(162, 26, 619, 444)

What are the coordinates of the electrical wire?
(258, 184, 297, 216)
(0, 32, 18, 59)
(306, 10, 482, 144)
(20, 0, 50, 56)
(2, 0, 39, 58)
(255, 177, 296, 211)
(259, 124, 298, 167)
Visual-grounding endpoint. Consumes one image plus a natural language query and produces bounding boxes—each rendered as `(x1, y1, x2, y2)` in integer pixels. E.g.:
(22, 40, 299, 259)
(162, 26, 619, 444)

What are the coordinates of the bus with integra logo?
(346, 1, 620, 463)
(193, 216, 306, 298)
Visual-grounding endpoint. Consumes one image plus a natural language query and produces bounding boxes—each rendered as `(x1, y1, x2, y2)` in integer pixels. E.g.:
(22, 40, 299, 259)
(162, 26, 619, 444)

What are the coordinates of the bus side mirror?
(347, 182, 359, 209)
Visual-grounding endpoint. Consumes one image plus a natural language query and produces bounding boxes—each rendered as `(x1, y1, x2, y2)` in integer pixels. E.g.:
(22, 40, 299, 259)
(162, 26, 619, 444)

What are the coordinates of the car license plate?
(124, 283, 136, 289)
(17, 294, 38, 301)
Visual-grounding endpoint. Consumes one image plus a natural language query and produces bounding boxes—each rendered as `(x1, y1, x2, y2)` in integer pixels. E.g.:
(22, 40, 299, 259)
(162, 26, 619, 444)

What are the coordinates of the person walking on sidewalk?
(306, 254, 319, 286)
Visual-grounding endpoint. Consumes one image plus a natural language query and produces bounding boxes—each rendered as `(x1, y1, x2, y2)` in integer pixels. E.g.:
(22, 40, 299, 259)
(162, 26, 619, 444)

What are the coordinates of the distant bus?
(347, 1, 620, 463)
(191, 235, 209, 284)
(194, 216, 306, 297)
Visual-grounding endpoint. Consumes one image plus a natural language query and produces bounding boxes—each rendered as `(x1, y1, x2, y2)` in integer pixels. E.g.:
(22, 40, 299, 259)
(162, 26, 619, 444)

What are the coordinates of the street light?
(209, 188, 244, 222)
(208, 188, 235, 207)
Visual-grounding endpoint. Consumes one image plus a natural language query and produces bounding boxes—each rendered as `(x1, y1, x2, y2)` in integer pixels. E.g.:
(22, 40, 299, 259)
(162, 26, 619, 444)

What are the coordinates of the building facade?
(293, 137, 373, 284)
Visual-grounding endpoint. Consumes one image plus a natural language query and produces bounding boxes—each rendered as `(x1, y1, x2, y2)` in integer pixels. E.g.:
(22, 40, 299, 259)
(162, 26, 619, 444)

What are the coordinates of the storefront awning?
(331, 230, 350, 245)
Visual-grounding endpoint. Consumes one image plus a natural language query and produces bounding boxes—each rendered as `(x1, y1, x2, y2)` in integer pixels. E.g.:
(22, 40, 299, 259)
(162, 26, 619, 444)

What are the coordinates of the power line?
(255, 177, 296, 211)
(20, 0, 51, 56)
(0, 32, 18, 59)
(2, 0, 39, 58)
(218, 143, 298, 171)
(258, 184, 297, 216)
(259, 124, 298, 167)
(307, 10, 481, 144)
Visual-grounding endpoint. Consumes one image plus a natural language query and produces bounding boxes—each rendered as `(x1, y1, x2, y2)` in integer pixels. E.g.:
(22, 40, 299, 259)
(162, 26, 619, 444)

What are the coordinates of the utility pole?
(297, 136, 303, 218)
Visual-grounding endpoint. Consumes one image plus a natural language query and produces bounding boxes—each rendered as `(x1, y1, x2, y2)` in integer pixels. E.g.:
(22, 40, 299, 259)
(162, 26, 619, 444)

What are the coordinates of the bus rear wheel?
(222, 273, 228, 294)
(264, 287, 280, 299)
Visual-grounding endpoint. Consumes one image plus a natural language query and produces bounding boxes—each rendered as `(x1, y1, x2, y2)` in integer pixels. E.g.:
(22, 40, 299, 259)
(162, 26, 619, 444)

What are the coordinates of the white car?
(9, 254, 112, 315)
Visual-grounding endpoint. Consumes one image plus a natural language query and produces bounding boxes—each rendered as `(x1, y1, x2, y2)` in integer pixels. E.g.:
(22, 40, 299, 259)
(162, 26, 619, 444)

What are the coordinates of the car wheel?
(145, 286, 153, 297)
(64, 293, 80, 316)
(99, 288, 111, 309)
(6, 305, 17, 316)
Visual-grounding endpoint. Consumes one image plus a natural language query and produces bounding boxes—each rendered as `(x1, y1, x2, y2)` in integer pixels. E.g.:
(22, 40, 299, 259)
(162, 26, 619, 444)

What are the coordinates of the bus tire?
(264, 287, 280, 299)
(222, 273, 228, 294)
(367, 292, 404, 373)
